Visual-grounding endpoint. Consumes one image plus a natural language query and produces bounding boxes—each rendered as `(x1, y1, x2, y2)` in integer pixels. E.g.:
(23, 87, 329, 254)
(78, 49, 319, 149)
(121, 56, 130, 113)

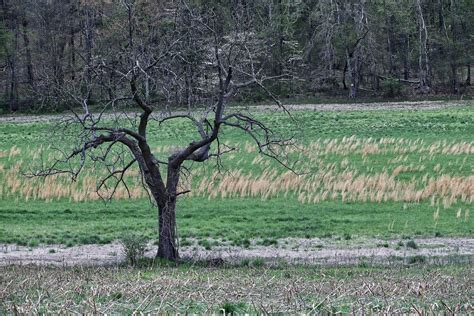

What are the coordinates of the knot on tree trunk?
(187, 145, 210, 162)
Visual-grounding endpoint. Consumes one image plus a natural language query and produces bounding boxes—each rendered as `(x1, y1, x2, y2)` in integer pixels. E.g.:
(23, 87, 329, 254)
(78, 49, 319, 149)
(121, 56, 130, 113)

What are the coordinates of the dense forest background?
(0, 0, 473, 112)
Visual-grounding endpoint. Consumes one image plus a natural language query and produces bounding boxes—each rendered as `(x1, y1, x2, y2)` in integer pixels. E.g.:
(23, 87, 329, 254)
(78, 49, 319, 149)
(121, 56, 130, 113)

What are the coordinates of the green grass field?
(0, 105, 473, 246)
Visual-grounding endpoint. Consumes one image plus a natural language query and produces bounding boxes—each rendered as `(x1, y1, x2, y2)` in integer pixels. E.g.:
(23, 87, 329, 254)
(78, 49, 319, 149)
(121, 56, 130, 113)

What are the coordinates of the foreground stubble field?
(1, 263, 472, 313)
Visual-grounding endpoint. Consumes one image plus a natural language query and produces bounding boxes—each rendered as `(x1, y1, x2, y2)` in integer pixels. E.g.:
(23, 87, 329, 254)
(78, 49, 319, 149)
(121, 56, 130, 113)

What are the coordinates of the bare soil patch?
(1, 237, 472, 267)
(0, 100, 470, 124)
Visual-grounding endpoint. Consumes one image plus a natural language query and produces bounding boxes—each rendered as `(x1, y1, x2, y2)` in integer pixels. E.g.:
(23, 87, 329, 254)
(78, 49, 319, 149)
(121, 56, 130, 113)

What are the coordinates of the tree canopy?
(0, 0, 473, 112)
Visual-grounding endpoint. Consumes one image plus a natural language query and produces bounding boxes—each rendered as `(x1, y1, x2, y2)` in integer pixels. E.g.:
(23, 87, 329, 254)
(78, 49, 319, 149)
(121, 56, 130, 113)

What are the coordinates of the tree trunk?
(438, 0, 444, 32)
(466, 63, 471, 86)
(451, 63, 457, 93)
(342, 61, 348, 90)
(132, 143, 178, 261)
(157, 201, 178, 260)
(8, 19, 19, 111)
(403, 34, 410, 80)
(156, 165, 180, 260)
(385, 0, 395, 76)
(84, 5, 94, 101)
(449, 0, 458, 93)
(185, 64, 193, 111)
(415, 0, 431, 94)
(346, 49, 357, 98)
(22, 18, 34, 88)
(70, 24, 76, 81)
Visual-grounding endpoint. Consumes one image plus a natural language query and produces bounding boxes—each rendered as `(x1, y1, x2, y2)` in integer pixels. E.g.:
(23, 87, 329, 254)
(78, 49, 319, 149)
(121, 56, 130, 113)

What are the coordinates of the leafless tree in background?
(2, 0, 474, 111)
(415, 0, 431, 94)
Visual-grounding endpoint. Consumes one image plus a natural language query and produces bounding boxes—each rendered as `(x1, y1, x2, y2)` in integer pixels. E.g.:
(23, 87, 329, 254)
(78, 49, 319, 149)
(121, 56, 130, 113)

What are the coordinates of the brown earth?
(1, 237, 472, 267)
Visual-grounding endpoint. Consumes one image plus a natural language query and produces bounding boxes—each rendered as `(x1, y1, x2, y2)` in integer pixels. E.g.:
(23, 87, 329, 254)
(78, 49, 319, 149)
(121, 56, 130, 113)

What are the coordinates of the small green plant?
(408, 255, 426, 264)
(250, 258, 265, 267)
(239, 258, 265, 268)
(199, 239, 215, 250)
(232, 238, 251, 248)
(220, 301, 248, 315)
(27, 239, 39, 248)
(343, 233, 352, 240)
(110, 291, 123, 300)
(381, 77, 404, 97)
(406, 240, 418, 249)
(180, 238, 192, 247)
(260, 238, 278, 246)
(48, 249, 56, 253)
(120, 233, 148, 267)
(358, 261, 369, 268)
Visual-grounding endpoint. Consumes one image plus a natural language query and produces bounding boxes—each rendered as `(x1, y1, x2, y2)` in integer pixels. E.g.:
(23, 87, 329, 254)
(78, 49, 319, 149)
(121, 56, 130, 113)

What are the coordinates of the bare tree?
(342, 1, 369, 98)
(31, 1, 294, 261)
(415, 0, 431, 94)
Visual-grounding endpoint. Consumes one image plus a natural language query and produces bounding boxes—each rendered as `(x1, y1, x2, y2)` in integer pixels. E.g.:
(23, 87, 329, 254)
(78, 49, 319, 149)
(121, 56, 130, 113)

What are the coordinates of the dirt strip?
(0, 100, 470, 124)
(1, 237, 472, 267)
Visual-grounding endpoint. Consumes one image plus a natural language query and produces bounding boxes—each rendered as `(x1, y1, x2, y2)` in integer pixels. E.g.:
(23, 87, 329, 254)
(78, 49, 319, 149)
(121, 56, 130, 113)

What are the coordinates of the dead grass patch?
(0, 264, 471, 314)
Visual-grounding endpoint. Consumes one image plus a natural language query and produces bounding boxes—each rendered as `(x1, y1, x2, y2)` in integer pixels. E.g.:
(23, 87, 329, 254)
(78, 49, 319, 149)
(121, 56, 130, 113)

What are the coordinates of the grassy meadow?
(0, 105, 473, 247)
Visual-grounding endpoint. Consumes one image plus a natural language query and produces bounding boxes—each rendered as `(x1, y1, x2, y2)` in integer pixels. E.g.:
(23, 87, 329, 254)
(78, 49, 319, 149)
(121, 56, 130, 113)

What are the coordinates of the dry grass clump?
(189, 136, 473, 208)
(195, 169, 473, 207)
(0, 264, 471, 314)
(1, 162, 146, 202)
(8, 146, 21, 159)
(1, 136, 473, 207)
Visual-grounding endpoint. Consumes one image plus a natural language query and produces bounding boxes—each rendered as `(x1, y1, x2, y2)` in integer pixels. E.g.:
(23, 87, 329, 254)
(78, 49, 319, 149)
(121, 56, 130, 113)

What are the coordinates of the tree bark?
(384, 0, 395, 76)
(342, 61, 348, 90)
(438, 0, 444, 32)
(8, 18, 19, 111)
(129, 139, 178, 260)
(451, 63, 457, 93)
(466, 63, 471, 86)
(22, 17, 34, 88)
(415, 0, 431, 94)
(346, 48, 357, 98)
(69, 19, 76, 81)
(449, 0, 457, 94)
(84, 4, 94, 101)
(157, 164, 180, 260)
(403, 34, 410, 80)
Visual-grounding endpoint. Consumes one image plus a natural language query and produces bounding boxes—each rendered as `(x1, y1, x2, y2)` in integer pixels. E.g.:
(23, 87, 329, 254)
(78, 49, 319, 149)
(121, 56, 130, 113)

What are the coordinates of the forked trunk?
(135, 149, 179, 261)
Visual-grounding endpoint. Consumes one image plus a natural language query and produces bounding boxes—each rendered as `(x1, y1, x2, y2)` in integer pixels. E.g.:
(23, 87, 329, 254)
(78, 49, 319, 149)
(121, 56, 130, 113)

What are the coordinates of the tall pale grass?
(0, 136, 472, 209)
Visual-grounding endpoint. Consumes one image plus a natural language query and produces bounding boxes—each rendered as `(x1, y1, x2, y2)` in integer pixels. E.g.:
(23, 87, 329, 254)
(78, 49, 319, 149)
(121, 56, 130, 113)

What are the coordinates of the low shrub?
(120, 233, 148, 267)
(381, 77, 404, 97)
(405, 240, 418, 249)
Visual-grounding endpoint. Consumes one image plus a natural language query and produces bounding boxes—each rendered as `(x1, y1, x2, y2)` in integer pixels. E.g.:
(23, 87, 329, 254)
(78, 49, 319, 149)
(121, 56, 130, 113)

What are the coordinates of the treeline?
(0, 0, 473, 112)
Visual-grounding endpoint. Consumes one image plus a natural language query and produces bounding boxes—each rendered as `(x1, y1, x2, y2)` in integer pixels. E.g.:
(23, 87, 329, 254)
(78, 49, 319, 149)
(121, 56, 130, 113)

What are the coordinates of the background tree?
(2, 0, 473, 113)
